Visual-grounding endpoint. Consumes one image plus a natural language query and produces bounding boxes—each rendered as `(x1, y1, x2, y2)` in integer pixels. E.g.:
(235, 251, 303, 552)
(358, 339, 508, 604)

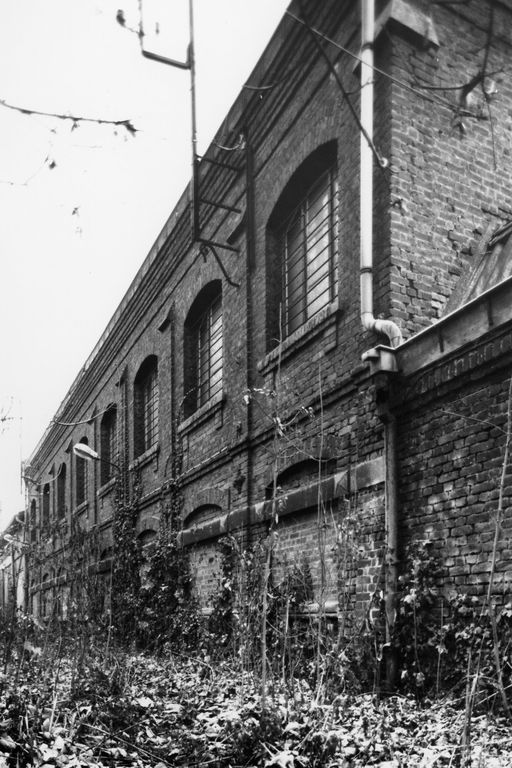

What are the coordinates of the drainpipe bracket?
(361, 345, 398, 375)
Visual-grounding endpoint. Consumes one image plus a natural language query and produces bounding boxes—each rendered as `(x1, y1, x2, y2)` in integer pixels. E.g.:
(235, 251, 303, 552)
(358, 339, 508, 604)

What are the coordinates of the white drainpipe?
(360, 0, 400, 687)
(360, 0, 402, 348)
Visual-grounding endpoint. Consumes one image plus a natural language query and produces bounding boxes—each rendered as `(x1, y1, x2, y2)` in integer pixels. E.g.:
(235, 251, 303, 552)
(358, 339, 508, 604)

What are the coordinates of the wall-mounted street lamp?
(72, 443, 121, 474)
(1, 533, 29, 551)
(73, 443, 101, 462)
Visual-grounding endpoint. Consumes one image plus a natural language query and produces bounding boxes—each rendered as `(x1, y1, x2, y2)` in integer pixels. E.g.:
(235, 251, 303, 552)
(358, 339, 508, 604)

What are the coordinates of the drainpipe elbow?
(373, 318, 403, 348)
(362, 313, 403, 348)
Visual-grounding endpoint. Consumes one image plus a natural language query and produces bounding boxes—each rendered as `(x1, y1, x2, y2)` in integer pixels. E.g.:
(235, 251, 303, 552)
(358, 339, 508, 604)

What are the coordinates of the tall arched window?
(267, 142, 339, 344)
(42, 484, 50, 527)
(184, 281, 223, 417)
(100, 406, 117, 484)
(75, 437, 88, 505)
(134, 356, 159, 457)
(57, 463, 67, 519)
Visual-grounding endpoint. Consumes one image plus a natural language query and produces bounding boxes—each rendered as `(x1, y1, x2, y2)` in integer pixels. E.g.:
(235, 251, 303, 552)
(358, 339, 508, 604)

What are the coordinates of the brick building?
(21, 0, 512, 623)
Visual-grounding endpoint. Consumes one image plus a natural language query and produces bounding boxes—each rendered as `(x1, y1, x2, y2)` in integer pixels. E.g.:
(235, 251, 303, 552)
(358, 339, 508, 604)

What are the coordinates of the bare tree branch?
(0, 98, 137, 135)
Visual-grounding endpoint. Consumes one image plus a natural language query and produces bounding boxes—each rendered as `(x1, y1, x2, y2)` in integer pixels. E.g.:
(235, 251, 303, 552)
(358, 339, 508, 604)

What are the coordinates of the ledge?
(396, 275, 512, 376)
(90, 557, 113, 575)
(179, 461, 384, 546)
(74, 500, 89, 515)
(98, 477, 117, 499)
(129, 443, 160, 472)
(258, 302, 340, 376)
(178, 392, 225, 435)
(375, 0, 439, 48)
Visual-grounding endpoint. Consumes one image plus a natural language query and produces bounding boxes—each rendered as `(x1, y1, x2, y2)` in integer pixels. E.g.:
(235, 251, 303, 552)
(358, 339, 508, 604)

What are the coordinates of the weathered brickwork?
(388, 2, 512, 338)
(188, 542, 222, 612)
(394, 322, 512, 599)
(22, 0, 512, 622)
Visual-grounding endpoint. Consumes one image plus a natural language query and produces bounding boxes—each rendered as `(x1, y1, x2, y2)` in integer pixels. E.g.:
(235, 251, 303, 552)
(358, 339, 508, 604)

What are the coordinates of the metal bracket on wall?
(140, 0, 244, 279)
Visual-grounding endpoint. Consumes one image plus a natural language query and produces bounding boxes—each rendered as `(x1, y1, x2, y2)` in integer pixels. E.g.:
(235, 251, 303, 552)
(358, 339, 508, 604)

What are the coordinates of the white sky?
(0, 0, 290, 527)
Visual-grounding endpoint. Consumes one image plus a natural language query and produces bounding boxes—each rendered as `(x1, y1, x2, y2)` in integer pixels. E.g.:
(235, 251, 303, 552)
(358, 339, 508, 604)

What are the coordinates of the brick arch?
(135, 514, 159, 538)
(263, 127, 340, 220)
(184, 504, 222, 530)
(263, 434, 338, 487)
(183, 488, 228, 523)
(138, 529, 157, 547)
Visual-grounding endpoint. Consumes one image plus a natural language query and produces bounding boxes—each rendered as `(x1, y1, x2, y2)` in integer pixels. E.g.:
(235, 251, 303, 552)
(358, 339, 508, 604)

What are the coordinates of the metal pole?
(189, 0, 200, 241)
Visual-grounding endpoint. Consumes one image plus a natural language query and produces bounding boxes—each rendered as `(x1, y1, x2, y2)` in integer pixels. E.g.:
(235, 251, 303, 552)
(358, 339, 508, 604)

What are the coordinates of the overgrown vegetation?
(1, 616, 512, 768)
(3, 377, 512, 765)
(3, 520, 512, 766)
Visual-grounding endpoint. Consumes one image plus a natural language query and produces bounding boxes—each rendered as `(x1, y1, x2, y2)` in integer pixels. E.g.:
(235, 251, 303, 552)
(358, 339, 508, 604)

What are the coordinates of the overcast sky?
(0, 0, 290, 527)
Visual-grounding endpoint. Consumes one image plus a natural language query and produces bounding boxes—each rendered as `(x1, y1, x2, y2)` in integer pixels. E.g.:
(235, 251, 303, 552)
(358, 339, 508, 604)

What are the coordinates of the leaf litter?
(0, 653, 511, 767)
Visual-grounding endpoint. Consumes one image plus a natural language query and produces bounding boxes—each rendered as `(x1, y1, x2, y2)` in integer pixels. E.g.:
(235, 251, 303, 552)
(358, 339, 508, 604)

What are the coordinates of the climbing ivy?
(111, 471, 142, 644)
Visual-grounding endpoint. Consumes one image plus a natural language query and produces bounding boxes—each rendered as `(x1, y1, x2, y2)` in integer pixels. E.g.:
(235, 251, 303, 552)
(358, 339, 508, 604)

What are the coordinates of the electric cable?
(51, 404, 123, 428)
(297, 3, 387, 169)
(285, 10, 483, 118)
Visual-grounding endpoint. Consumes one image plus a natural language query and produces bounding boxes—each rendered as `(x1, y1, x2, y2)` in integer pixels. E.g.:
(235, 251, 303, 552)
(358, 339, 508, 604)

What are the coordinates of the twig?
(0, 98, 137, 134)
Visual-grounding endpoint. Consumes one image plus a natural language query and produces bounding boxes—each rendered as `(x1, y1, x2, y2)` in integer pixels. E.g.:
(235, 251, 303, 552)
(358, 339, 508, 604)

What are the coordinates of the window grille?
(134, 358, 159, 456)
(184, 283, 223, 417)
(194, 295, 223, 408)
(282, 167, 339, 335)
(100, 407, 117, 484)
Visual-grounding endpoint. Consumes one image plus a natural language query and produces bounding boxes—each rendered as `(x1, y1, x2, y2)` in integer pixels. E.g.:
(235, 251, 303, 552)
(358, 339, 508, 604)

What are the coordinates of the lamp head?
(73, 443, 100, 462)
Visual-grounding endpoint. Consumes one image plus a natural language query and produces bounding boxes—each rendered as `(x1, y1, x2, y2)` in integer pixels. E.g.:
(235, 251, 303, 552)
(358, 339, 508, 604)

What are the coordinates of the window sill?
(98, 478, 117, 499)
(75, 500, 89, 515)
(178, 392, 225, 435)
(258, 301, 340, 375)
(129, 443, 160, 472)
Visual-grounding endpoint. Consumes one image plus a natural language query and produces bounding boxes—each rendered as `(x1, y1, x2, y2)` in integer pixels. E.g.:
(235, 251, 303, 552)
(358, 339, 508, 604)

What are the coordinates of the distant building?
(0, 511, 26, 613)
(21, 0, 512, 625)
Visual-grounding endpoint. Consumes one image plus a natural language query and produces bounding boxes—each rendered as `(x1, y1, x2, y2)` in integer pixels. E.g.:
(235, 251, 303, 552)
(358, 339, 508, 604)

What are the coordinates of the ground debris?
(0, 653, 511, 767)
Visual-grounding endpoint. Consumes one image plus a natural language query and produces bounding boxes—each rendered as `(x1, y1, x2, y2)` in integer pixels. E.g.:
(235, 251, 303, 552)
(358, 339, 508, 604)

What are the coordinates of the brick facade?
(21, 0, 512, 622)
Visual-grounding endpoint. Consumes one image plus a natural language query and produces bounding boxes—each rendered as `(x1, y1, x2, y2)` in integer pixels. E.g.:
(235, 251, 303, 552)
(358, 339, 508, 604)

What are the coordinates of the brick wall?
(24, 0, 512, 622)
(388, 1, 512, 338)
(395, 323, 512, 600)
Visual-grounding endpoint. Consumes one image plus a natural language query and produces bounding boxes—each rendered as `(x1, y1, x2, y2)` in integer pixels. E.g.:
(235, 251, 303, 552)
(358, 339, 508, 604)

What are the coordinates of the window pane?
(134, 359, 158, 457)
(196, 296, 223, 406)
(282, 167, 338, 335)
(143, 371, 158, 450)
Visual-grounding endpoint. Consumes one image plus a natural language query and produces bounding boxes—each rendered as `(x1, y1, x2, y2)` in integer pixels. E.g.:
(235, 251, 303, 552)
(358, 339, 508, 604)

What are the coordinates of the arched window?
(75, 437, 89, 505)
(134, 356, 159, 457)
(184, 504, 222, 529)
(100, 406, 117, 484)
(184, 281, 223, 417)
(267, 142, 339, 344)
(138, 529, 157, 548)
(30, 499, 37, 543)
(42, 484, 50, 527)
(57, 463, 67, 519)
